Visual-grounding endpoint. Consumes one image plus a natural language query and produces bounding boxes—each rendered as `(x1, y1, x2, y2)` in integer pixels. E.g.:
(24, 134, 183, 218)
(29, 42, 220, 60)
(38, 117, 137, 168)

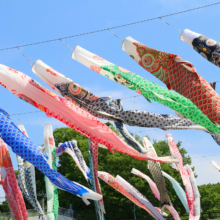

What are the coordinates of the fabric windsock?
(210, 160, 220, 171)
(142, 137, 172, 211)
(32, 60, 210, 133)
(72, 46, 220, 135)
(166, 134, 194, 219)
(131, 168, 180, 220)
(180, 29, 220, 68)
(115, 175, 165, 220)
(56, 140, 92, 188)
(16, 124, 45, 219)
(88, 139, 105, 220)
(0, 138, 28, 220)
(0, 108, 102, 204)
(162, 171, 189, 214)
(0, 65, 176, 164)
(98, 171, 165, 220)
(155, 208, 168, 217)
(122, 36, 220, 126)
(44, 124, 59, 220)
(184, 165, 200, 220)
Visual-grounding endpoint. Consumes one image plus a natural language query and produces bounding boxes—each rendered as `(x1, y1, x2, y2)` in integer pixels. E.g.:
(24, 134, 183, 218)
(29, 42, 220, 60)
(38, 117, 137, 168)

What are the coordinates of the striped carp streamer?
(210, 160, 220, 171)
(0, 108, 102, 204)
(98, 171, 165, 220)
(0, 138, 28, 220)
(184, 165, 200, 220)
(32, 60, 209, 133)
(131, 168, 180, 219)
(44, 124, 59, 220)
(180, 29, 220, 68)
(142, 137, 172, 211)
(122, 37, 220, 126)
(88, 139, 105, 220)
(0, 64, 176, 164)
(162, 171, 190, 214)
(71, 46, 220, 135)
(166, 134, 194, 220)
(16, 124, 45, 219)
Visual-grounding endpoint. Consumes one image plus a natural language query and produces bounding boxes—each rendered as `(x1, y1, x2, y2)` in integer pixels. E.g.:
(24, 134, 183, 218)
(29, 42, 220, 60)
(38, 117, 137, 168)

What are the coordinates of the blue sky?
(0, 0, 220, 202)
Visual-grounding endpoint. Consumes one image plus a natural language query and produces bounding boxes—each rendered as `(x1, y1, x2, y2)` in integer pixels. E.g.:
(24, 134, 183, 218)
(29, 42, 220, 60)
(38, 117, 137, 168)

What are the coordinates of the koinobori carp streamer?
(43, 124, 59, 220)
(0, 64, 177, 163)
(210, 160, 220, 171)
(166, 134, 194, 220)
(184, 165, 200, 220)
(32, 60, 209, 133)
(98, 171, 165, 220)
(71, 46, 220, 135)
(180, 29, 220, 68)
(0, 138, 28, 220)
(0, 108, 102, 204)
(162, 171, 190, 214)
(122, 36, 220, 125)
(141, 137, 172, 211)
(131, 168, 181, 220)
(16, 124, 45, 219)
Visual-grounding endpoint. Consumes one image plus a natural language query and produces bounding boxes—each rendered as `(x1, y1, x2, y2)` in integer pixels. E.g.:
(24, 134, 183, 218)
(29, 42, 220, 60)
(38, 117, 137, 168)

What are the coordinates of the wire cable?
(0, 2, 219, 51)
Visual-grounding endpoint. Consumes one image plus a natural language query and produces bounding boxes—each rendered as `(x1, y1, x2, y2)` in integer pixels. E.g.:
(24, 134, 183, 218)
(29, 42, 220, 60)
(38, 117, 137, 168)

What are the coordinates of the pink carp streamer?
(0, 139, 28, 220)
(166, 134, 194, 220)
(0, 64, 176, 164)
(98, 171, 165, 220)
(210, 160, 220, 171)
(131, 168, 180, 220)
(184, 165, 200, 220)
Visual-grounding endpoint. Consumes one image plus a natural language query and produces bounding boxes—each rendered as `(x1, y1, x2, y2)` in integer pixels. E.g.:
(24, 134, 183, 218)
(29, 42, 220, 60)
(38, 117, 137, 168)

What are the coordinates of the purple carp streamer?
(166, 134, 194, 220)
(184, 165, 200, 220)
(32, 59, 208, 132)
(98, 171, 165, 219)
(180, 29, 220, 68)
(131, 168, 180, 220)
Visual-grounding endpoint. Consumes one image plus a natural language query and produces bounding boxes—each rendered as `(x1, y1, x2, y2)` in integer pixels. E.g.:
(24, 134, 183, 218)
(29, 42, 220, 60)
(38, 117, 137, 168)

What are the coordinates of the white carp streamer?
(131, 168, 180, 219)
(184, 165, 200, 220)
(210, 160, 220, 171)
(166, 134, 194, 220)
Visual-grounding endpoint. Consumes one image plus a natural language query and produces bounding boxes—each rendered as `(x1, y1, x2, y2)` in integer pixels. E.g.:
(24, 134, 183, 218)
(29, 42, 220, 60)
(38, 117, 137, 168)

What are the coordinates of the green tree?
(52, 124, 193, 220)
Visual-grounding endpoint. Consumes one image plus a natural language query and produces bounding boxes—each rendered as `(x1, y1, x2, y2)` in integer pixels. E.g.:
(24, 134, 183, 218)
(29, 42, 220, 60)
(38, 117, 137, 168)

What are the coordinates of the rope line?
(0, 2, 219, 51)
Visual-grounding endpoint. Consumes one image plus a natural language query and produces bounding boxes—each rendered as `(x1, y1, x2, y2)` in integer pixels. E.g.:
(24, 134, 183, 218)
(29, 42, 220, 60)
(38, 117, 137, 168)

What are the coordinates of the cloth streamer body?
(98, 171, 165, 219)
(44, 124, 59, 220)
(142, 137, 172, 211)
(32, 59, 209, 133)
(0, 64, 176, 164)
(122, 36, 220, 125)
(131, 168, 180, 219)
(180, 29, 220, 68)
(17, 124, 45, 219)
(166, 134, 194, 219)
(161, 171, 190, 214)
(0, 108, 102, 204)
(71, 46, 220, 135)
(56, 140, 91, 188)
(210, 160, 220, 171)
(88, 139, 105, 220)
(0, 138, 28, 220)
(184, 165, 200, 220)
